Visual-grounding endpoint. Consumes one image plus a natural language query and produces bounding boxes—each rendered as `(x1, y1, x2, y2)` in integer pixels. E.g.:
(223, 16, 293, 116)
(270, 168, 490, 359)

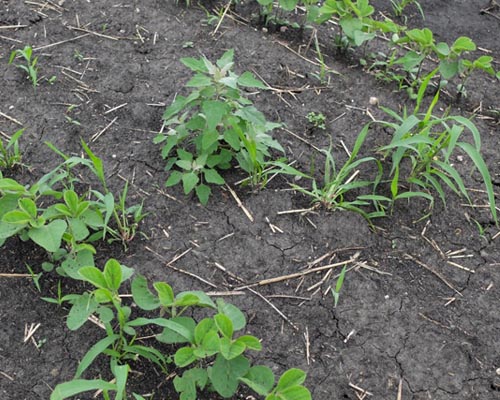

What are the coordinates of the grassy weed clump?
(376, 71, 498, 223)
(50, 259, 312, 400)
(155, 49, 285, 204)
(0, 129, 24, 169)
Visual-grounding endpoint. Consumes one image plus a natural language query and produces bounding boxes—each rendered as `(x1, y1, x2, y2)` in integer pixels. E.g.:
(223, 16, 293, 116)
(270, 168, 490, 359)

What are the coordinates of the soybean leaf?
(131, 275, 160, 311)
(28, 219, 67, 253)
(240, 365, 275, 396)
(208, 354, 250, 397)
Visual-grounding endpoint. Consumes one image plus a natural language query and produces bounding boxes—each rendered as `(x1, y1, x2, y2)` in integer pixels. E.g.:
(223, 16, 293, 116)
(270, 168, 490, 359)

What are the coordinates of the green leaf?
(240, 365, 275, 396)
(237, 71, 267, 89)
(50, 379, 117, 400)
(19, 198, 37, 218)
(195, 184, 211, 205)
(217, 300, 246, 330)
(203, 168, 225, 185)
(174, 368, 208, 400)
(215, 313, 234, 339)
(457, 142, 497, 223)
(177, 290, 217, 308)
(202, 100, 228, 131)
(103, 259, 122, 291)
(165, 170, 183, 187)
(66, 293, 98, 331)
(28, 219, 67, 253)
(129, 317, 194, 342)
(439, 60, 459, 80)
(2, 210, 32, 224)
(235, 335, 262, 351)
(277, 385, 312, 400)
(79, 266, 108, 289)
(113, 364, 129, 400)
(131, 275, 160, 311)
(186, 73, 212, 87)
(182, 172, 199, 194)
(194, 318, 216, 345)
(181, 57, 209, 73)
(174, 346, 197, 368)
(452, 36, 476, 52)
(279, 0, 299, 11)
(75, 334, 120, 378)
(201, 130, 220, 151)
(216, 49, 235, 69)
(235, 106, 266, 126)
(157, 317, 196, 344)
(208, 354, 250, 397)
(276, 369, 307, 391)
(154, 281, 174, 306)
(220, 337, 246, 359)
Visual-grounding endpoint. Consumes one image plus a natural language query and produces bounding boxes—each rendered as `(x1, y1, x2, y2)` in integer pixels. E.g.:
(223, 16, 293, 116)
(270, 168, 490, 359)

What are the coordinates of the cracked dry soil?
(1, 0, 500, 399)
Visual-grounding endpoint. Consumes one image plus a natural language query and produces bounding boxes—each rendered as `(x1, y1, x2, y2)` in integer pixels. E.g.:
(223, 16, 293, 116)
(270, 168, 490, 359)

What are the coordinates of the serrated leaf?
(186, 74, 212, 87)
(165, 170, 183, 187)
(203, 168, 225, 185)
(181, 57, 209, 73)
(237, 71, 267, 89)
(182, 172, 199, 194)
(195, 184, 211, 205)
(216, 49, 234, 69)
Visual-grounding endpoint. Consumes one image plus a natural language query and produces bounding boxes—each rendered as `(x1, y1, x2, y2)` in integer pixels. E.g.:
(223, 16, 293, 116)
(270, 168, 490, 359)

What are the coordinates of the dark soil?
(1, 1, 499, 399)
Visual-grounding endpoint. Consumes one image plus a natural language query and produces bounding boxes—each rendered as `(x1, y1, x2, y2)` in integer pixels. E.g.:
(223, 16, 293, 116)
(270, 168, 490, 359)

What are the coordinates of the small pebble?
(369, 96, 379, 106)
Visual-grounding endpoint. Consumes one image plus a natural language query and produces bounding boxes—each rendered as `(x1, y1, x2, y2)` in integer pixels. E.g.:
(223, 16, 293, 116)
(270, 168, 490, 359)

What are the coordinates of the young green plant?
(155, 49, 285, 204)
(9, 46, 39, 89)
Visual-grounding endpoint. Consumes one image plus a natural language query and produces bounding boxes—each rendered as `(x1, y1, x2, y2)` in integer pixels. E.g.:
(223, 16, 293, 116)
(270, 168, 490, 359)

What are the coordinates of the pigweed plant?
(155, 49, 285, 204)
(0, 129, 24, 169)
(50, 259, 312, 400)
(9, 45, 39, 89)
(376, 69, 498, 223)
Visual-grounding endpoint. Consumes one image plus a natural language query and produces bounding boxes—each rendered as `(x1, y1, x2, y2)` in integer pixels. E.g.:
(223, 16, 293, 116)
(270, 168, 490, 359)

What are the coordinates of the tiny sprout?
(306, 112, 327, 130)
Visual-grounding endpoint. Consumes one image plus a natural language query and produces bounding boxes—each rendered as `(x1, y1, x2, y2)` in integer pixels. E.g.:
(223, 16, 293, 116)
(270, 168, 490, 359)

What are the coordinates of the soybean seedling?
(9, 46, 39, 89)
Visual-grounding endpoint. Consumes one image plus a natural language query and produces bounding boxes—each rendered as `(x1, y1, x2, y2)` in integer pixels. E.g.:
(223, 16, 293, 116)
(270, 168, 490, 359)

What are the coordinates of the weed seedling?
(9, 46, 39, 89)
(0, 129, 24, 169)
(155, 49, 285, 204)
(306, 112, 327, 130)
(331, 265, 347, 307)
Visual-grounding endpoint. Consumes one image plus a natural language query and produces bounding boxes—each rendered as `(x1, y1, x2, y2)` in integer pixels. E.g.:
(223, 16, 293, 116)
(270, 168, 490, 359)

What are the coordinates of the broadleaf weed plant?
(154, 49, 285, 204)
(50, 259, 312, 400)
(376, 69, 498, 223)
(9, 45, 39, 89)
